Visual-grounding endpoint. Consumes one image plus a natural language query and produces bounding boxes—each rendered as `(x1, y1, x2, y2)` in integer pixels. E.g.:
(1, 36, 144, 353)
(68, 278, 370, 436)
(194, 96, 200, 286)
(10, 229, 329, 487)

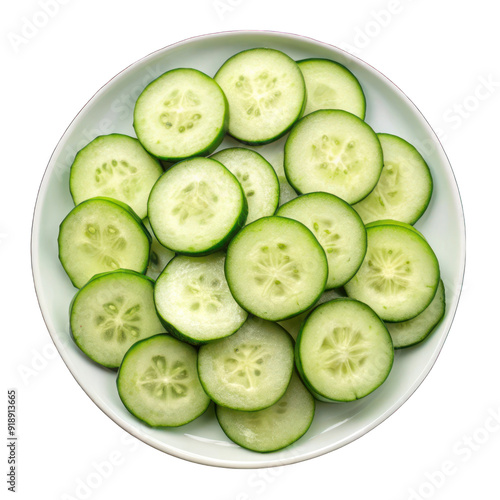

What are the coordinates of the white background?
(2, 0, 499, 499)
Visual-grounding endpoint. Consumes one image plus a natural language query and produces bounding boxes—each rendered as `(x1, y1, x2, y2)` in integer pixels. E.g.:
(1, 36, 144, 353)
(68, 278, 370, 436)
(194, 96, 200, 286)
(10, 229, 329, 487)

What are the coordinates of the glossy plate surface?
(31, 31, 465, 468)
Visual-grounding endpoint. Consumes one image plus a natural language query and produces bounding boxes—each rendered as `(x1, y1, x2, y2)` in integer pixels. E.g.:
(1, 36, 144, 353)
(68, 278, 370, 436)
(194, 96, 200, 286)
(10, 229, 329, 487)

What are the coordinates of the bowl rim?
(31, 29, 466, 469)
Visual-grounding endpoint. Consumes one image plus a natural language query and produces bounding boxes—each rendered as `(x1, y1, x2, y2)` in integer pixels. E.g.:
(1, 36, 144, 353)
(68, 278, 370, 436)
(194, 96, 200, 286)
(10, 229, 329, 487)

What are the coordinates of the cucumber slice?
(284, 110, 383, 204)
(353, 134, 433, 224)
(154, 252, 248, 344)
(344, 223, 440, 322)
(211, 148, 280, 224)
(225, 216, 328, 321)
(143, 218, 175, 280)
(69, 134, 163, 219)
(198, 317, 294, 411)
(297, 58, 366, 119)
(147, 157, 247, 255)
(387, 279, 446, 348)
(133, 68, 228, 161)
(58, 197, 150, 288)
(277, 192, 367, 289)
(117, 334, 210, 427)
(296, 298, 394, 402)
(214, 48, 306, 144)
(216, 371, 315, 452)
(70, 270, 165, 368)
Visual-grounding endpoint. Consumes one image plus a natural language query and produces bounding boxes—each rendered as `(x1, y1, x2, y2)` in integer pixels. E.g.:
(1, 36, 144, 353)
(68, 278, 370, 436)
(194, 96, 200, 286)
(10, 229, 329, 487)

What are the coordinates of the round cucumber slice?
(284, 109, 383, 204)
(216, 371, 315, 452)
(154, 252, 248, 344)
(353, 133, 433, 224)
(147, 157, 247, 255)
(277, 192, 367, 289)
(198, 317, 294, 411)
(387, 279, 446, 348)
(69, 134, 163, 219)
(214, 48, 306, 144)
(211, 147, 280, 224)
(133, 68, 228, 161)
(344, 224, 440, 322)
(297, 58, 366, 119)
(70, 270, 165, 368)
(225, 216, 328, 321)
(117, 334, 210, 427)
(58, 197, 151, 288)
(296, 298, 394, 402)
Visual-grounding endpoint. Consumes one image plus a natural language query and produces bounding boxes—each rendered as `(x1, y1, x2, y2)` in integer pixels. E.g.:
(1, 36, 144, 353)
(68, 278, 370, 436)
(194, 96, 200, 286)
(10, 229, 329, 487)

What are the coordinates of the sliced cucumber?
(277, 192, 367, 289)
(198, 317, 294, 411)
(225, 216, 328, 321)
(58, 197, 150, 288)
(297, 58, 366, 119)
(216, 371, 315, 452)
(154, 252, 248, 344)
(387, 279, 446, 348)
(296, 298, 394, 402)
(143, 218, 175, 280)
(211, 148, 280, 224)
(214, 48, 306, 144)
(284, 109, 383, 204)
(344, 223, 440, 322)
(147, 157, 247, 255)
(117, 334, 210, 427)
(69, 134, 163, 219)
(133, 68, 228, 161)
(70, 270, 165, 368)
(353, 134, 433, 224)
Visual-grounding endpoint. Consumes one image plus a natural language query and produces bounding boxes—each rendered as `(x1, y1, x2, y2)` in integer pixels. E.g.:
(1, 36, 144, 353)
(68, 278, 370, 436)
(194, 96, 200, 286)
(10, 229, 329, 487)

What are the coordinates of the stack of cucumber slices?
(57, 47, 445, 454)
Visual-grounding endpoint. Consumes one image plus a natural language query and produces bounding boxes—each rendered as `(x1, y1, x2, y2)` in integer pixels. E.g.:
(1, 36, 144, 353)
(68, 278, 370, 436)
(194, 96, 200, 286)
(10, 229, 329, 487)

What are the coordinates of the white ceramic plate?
(31, 31, 465, 468)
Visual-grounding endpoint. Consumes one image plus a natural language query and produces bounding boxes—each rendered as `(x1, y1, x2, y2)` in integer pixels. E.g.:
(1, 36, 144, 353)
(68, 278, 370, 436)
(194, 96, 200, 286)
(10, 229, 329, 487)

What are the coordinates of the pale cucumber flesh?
(154, 252, 248, 344)
(296, 298, 394, 402)
(117, 334, 210, 427)
(344, 224, 440, 322)
(215, 48, 306, 144)
(198, 317, 294, 411)
(225, 216, 328, 321)
(70, 270, 165, 368)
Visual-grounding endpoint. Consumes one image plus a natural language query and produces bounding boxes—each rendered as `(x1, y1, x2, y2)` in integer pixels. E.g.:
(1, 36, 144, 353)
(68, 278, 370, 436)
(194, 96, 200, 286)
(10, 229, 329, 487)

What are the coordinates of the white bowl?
(31, 30, 465, 468)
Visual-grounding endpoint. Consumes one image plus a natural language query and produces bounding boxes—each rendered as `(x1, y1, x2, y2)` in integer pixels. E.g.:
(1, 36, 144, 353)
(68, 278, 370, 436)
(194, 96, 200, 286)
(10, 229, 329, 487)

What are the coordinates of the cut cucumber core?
(344, 223, 440, 322)
(198, 317, 294, 411)
(225, 216, 328, 321)
(215, 48, 306, 144)
(284, 110, 383, 204)
(147, 157, 247, 255)
(296, 298, 394, 401)
(133, 68, 228, 161)
(154, 252, 248, 344)
(117, 334, 210, 427)
(69, 134, 163, 219)
(70, 270, 165, 368)
(58, 197, 150, 288)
